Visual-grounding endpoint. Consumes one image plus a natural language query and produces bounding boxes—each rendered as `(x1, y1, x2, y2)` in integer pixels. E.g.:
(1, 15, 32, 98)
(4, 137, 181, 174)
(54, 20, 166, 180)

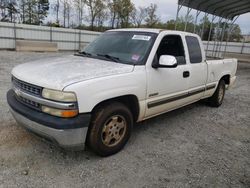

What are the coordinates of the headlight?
(42, 88, 77, 102)
(42, 106, 78, 118)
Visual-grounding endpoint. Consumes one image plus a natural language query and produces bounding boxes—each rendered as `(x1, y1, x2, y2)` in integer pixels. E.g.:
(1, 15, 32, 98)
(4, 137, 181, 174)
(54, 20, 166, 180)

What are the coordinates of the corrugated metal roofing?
(179, 0, 250, 19)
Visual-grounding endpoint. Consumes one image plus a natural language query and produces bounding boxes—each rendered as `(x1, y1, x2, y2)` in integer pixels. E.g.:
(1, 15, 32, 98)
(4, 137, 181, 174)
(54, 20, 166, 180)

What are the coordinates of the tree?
(52, 0, 60, 23)
(74, 0, 84, 26)
(22, 0, 49, 25)
(85, 0, 106, 30)
(199, 16, 214, 41)
(145, 3, 159, 28)
(228, 24, 242, 42)
(0, 0, 8, 21)
(0, 0, 18, 22)
(131, 6, 147, 27)
(25, 0, 36, 24)
(116, 0, 134, 28)
(218, 23, 242, 42)
(95, 7, 107, 31)
(61, 0, 71, 27)
(19, 0, 26, 23)
(37, 0, 49, 25)
(107, 0, 119, 28)
(166, 19, 175, 30)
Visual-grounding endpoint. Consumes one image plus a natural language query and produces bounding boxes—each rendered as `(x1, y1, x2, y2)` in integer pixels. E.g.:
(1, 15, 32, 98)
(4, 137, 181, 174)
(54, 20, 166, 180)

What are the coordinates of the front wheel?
(207, 80, 226, 107)
(87, 102, 133, 157)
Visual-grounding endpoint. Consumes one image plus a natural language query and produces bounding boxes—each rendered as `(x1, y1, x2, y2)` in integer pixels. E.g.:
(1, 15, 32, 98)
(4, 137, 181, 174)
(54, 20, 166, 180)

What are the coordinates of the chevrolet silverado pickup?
(7, 29, 237, 156)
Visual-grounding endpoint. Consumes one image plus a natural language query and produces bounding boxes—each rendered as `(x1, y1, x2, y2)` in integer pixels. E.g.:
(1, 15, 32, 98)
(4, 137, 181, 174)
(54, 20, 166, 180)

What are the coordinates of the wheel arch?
(220, 74, 230, 85)
(91, 94, 140, 122)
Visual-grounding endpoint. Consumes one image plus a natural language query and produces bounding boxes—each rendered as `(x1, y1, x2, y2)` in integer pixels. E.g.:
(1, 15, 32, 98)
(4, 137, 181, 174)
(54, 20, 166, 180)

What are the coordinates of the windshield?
(82, 31, 157, 65)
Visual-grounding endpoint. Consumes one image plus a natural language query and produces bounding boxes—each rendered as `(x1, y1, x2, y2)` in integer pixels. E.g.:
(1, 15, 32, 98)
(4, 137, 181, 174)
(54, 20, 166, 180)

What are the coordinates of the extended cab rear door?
(184, 35, 207, 101)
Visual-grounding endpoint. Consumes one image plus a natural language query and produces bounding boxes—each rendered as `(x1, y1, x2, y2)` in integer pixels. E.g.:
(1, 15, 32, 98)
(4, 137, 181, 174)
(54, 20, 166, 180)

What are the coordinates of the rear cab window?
(185, 36, 202, 64)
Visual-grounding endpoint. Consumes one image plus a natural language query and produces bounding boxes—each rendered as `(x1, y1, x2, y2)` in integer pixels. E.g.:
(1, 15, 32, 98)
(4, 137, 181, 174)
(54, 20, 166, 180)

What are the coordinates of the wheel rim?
(101, 115, 127, 147)
(218, 84, 224, 103)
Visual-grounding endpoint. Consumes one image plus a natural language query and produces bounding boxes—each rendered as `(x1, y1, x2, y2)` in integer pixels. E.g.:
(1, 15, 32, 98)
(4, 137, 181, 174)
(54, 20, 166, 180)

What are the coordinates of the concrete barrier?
(16, 40, 58, 52)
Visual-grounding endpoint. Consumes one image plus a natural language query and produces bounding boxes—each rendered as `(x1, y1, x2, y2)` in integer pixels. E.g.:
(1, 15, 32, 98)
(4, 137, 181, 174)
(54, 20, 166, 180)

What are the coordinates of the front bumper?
(7, 90, 91, 150)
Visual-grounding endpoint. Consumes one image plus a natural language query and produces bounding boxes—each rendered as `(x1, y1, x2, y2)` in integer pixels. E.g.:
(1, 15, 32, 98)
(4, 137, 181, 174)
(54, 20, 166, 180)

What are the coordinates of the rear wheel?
(88, 102, 133, 156)
(207, 79, 226, 107)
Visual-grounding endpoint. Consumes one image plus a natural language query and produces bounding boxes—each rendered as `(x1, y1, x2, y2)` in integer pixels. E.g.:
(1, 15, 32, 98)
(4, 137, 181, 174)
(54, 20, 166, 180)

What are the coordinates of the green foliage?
(20, 0, 49, 25)
(145, 3, 159, 28)
(37, 0, 49, 24)
(0, 0, 18, 22)
(115, 0, 135, 28)
(85, 0, 106, 30)
(46, 21, 60, 27)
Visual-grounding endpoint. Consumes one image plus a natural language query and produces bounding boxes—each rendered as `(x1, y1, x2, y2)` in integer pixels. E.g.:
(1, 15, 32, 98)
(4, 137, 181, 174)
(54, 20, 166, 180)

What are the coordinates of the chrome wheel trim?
(101, 115, 127, 147)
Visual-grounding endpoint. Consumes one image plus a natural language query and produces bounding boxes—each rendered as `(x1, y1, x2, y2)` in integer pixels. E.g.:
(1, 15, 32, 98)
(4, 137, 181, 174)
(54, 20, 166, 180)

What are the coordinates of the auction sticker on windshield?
(132, 35, 151, 41)
(131, 54, 141, 61)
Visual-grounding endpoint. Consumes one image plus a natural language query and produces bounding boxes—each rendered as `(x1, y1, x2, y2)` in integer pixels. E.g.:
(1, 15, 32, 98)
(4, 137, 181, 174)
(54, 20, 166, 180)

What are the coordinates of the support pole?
(50, 26, 52, 42)
(201, 13, 209, 39)
(175, 0, 186, 30)
(14, 22, 16, 50)
(216, 19, 229, 58)
(211, 17, 223, 57)
(193, 10, 201, 33)
(223, 16, 239, 58)
(206, 15, 216, 55)
(184, 7, 192, 31)
(79, 30, 81, 52)
(241, 38, 245, 54)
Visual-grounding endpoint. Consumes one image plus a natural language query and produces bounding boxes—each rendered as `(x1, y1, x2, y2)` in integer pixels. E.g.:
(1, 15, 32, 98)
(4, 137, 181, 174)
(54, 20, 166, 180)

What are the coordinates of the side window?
(185, 36, 202, 64)
(156, 35, 186, 65)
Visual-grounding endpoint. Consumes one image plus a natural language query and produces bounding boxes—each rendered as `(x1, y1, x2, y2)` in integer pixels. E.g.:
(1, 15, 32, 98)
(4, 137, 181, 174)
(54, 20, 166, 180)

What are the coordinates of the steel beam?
(216, 19, 229, 58)
(184, 7, 192, 31)
(175, 0, 186, 30)
(193, 10, 201, 33)
(227, 8, 250, 20)
(200, 13, 209, 39)
(218, 1, 250, 17)
(206, 15, 216, 53)
(223, 15, 239, 58)
(211, 17, 223, 57)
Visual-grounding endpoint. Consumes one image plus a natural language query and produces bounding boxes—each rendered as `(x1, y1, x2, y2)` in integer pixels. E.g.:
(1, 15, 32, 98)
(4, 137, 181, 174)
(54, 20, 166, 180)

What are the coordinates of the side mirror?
(154, 55, 178, 68)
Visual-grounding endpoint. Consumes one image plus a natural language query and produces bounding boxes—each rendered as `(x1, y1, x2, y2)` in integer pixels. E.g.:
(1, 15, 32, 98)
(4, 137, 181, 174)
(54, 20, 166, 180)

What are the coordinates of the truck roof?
(107, 28, 198, 37)
(108, 28, 163, 33)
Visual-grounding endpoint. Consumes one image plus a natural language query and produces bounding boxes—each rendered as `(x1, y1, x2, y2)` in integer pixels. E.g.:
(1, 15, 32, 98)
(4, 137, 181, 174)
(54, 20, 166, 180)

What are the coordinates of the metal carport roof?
(178, 0, 250, 20)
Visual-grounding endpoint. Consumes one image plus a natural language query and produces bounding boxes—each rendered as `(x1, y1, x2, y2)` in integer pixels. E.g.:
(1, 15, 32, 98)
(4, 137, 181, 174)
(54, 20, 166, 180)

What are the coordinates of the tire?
(87, 102, 133, 157)
(207, 79, 226, 107)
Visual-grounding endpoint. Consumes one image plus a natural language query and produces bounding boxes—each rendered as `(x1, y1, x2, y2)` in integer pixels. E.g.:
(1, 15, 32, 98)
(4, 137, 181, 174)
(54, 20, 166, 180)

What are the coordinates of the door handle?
(183, 71, 190, 78)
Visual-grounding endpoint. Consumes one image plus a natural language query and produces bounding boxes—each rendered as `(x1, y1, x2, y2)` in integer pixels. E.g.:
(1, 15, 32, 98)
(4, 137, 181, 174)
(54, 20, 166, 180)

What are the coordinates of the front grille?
(12, 76, 42, 96)
(12, 76, 42, 111)
(17, 96, 41, 111)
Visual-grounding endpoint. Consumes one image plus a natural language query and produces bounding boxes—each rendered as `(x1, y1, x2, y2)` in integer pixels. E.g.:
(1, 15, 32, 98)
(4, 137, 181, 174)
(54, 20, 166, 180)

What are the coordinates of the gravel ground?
(0, 51, 249, 188)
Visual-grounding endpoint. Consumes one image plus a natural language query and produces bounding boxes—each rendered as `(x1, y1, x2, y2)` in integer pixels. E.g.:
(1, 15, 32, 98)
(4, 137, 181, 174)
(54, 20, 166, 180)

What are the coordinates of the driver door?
(145, 34, 191, 118)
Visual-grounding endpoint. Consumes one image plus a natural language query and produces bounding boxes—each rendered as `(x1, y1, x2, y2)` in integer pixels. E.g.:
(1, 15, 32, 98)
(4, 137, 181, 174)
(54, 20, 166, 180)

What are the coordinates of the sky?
(132, 0, 250, 34)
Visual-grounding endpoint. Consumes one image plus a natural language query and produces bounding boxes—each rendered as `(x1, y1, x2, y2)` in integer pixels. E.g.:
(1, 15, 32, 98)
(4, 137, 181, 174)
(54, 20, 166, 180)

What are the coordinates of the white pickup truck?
(7, 29, 237, 156)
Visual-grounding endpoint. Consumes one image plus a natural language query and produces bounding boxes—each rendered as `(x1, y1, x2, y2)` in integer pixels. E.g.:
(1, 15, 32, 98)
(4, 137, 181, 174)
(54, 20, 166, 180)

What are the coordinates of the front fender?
(63, 67, 146, 113)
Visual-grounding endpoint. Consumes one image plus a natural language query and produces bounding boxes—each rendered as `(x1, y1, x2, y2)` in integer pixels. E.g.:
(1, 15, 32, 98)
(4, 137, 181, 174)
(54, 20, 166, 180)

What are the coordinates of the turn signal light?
(42, 106, 78, 118)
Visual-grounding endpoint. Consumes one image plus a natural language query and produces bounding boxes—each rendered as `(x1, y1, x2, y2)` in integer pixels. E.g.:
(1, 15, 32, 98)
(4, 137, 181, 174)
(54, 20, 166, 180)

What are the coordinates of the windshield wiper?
(97, 54, 120, 63)
(74, 51, 93, 57)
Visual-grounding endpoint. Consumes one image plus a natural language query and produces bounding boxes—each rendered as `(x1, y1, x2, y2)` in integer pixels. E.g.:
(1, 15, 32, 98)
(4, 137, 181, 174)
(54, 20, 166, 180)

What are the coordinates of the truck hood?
(12, 55, 134, 90)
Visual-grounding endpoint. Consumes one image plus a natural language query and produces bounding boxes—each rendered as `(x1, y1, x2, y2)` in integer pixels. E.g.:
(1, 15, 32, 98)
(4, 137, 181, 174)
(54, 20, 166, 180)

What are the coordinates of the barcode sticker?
(132, 35, 151, 41)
